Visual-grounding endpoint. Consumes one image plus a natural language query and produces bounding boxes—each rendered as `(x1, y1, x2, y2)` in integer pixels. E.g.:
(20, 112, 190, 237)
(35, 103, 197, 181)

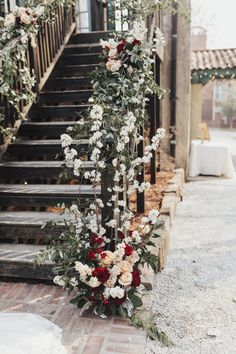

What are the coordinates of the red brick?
(81, 336, 104, 354)
(110, 326, 145, 336)
(104, 345, 145, 354)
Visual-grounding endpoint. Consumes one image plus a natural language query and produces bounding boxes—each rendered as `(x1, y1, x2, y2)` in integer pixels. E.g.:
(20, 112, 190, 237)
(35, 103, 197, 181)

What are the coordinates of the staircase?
(0, 31, 109, 281)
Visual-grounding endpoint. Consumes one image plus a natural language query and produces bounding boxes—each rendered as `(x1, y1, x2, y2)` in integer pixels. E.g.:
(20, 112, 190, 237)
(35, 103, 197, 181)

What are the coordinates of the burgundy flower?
(102, 297, 110, 306)
(87, 250, 96, 261)
(131, 270, 141, 287)
(90, 233, 103, 246)
(118, 230, 125, 240)
(117, 40, 126, 53)
(128, 230, 133, 237)
(95, 247, 103, 254)
(101, 252, 107, 259)
(132, 39, 141, 46)
(92, 267, 110, 283)
(124, 244, 133, 256)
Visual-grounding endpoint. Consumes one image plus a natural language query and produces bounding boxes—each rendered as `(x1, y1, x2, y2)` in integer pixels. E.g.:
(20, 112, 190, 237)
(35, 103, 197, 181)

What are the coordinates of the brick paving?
(0, 281, 147, 354)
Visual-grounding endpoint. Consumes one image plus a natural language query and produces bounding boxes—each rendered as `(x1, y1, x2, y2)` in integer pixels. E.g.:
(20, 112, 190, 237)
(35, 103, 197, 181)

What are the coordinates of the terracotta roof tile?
(191, 48, 236, 71)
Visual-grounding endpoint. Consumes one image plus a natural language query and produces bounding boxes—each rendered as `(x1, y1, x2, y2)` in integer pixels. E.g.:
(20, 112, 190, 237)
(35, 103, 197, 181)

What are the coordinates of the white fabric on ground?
(0, 313, 68, 354)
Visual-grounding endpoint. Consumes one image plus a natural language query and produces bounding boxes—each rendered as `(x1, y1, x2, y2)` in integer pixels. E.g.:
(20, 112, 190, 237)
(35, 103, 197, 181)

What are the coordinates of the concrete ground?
(146, 128, 236, 353)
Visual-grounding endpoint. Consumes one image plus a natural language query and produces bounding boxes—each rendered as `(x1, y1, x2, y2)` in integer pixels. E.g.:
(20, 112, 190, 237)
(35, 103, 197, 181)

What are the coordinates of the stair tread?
(22, 121, 77, 126)
(0, 211, 65, 225)
(0, 160, 93, 168)
(41, 89, 93, 94)
(12, 139, 89, 145)
(0, 184, 99, 195)
(62, 53, 99, 57)
(0, 243, 47, 260)
(65, 43, 100, 48)
(54, 64, 97, 69)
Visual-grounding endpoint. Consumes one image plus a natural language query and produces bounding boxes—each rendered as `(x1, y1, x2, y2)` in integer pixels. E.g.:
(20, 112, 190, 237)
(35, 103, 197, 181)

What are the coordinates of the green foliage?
(131, 314, 174, 346)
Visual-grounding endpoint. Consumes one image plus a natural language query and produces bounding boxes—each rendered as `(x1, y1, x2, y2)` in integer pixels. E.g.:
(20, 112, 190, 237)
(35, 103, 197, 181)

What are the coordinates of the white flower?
(74, 262, 92, 281)
(127, 66, 133, 75)
(127, 251, 140, 265)
(61, 134, 73, 148)
(132, 231, 141, 243)
(120, 260, 133, 273)
(73, 158, 83, 176)
(148, 209, 160, 224)
(131, 20, 147, 41)
(106, 59, 122, 72)
(106, 219, 117, 228)
(110, 286, 125, 299)
(108, 48, 118, 58)
(141, 217, 149, 224)
(20, 12, 31, 25)
(88, 277, 101, 288)
(4, 13, 15, 26)
(119, 272, 132, 287)
(70, 277, 78, 287)
(90, 105, 103, 119)
(53, 275, 66, 287)
(100, 251, 114, 266)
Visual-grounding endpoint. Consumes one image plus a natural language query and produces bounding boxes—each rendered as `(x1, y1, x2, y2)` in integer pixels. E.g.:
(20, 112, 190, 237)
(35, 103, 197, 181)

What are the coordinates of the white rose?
(113, 249, 125, 264)
(118, 272, 132, 287)
(120, 260, 133, 273)
(100, 250, 114, 266)
(108, 48, 118, 58)
(104, 275, 117, 288)
(106, 59, 122, 72)
(127, 251, 140, 265)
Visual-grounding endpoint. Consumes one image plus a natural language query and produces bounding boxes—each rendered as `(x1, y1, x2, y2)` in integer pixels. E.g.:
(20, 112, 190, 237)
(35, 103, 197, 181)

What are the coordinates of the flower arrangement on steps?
(0, 0, 73, 139)
(37, 20, 167, 319)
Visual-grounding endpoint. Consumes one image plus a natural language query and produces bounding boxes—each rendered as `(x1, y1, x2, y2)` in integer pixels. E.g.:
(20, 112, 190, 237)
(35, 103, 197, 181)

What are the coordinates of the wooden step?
(43, 77, 92, 90)
(52, 64, 97, 77)
(7, 139, 89, 158)
(64, 43, 101, 54)
(29, 105, 90, 120)
(58, 53, 100, 65)
(39, 90, 92, 104)
(0, 184, 100, 207)
(0, 211, 65, 242)
(0, 244, 53, 280)
(69, 31, 110, 44)
(0, 160, 94, 181)
(19, 121, 77, 138)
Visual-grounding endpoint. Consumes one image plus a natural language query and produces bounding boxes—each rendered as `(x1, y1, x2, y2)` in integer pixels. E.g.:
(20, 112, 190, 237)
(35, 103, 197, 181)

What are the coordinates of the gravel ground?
(146, 177, 236, 354)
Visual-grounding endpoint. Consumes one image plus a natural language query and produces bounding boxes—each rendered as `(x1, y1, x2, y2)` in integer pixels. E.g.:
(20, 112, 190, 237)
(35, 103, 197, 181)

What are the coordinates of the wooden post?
(137, 125, 145, 213)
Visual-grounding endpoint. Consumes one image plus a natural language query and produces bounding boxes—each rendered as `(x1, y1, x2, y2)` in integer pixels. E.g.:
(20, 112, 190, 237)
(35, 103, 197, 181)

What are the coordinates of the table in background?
(189, 140, 235, 178)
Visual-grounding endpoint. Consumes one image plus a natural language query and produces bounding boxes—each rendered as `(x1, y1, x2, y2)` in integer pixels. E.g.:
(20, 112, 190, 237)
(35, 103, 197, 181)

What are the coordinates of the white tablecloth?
(189, 140, 235, 178)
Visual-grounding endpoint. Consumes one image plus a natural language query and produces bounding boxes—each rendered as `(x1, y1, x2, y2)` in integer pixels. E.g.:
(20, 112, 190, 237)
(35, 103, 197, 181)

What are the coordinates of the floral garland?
(113, 0, 188, 23)
(38, 21, 166, 318)
(0, 0, 73, 140)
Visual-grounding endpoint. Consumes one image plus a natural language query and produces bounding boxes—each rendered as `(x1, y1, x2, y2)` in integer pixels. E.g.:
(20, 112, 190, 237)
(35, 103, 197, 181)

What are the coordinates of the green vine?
(131, 314, 174, 347)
